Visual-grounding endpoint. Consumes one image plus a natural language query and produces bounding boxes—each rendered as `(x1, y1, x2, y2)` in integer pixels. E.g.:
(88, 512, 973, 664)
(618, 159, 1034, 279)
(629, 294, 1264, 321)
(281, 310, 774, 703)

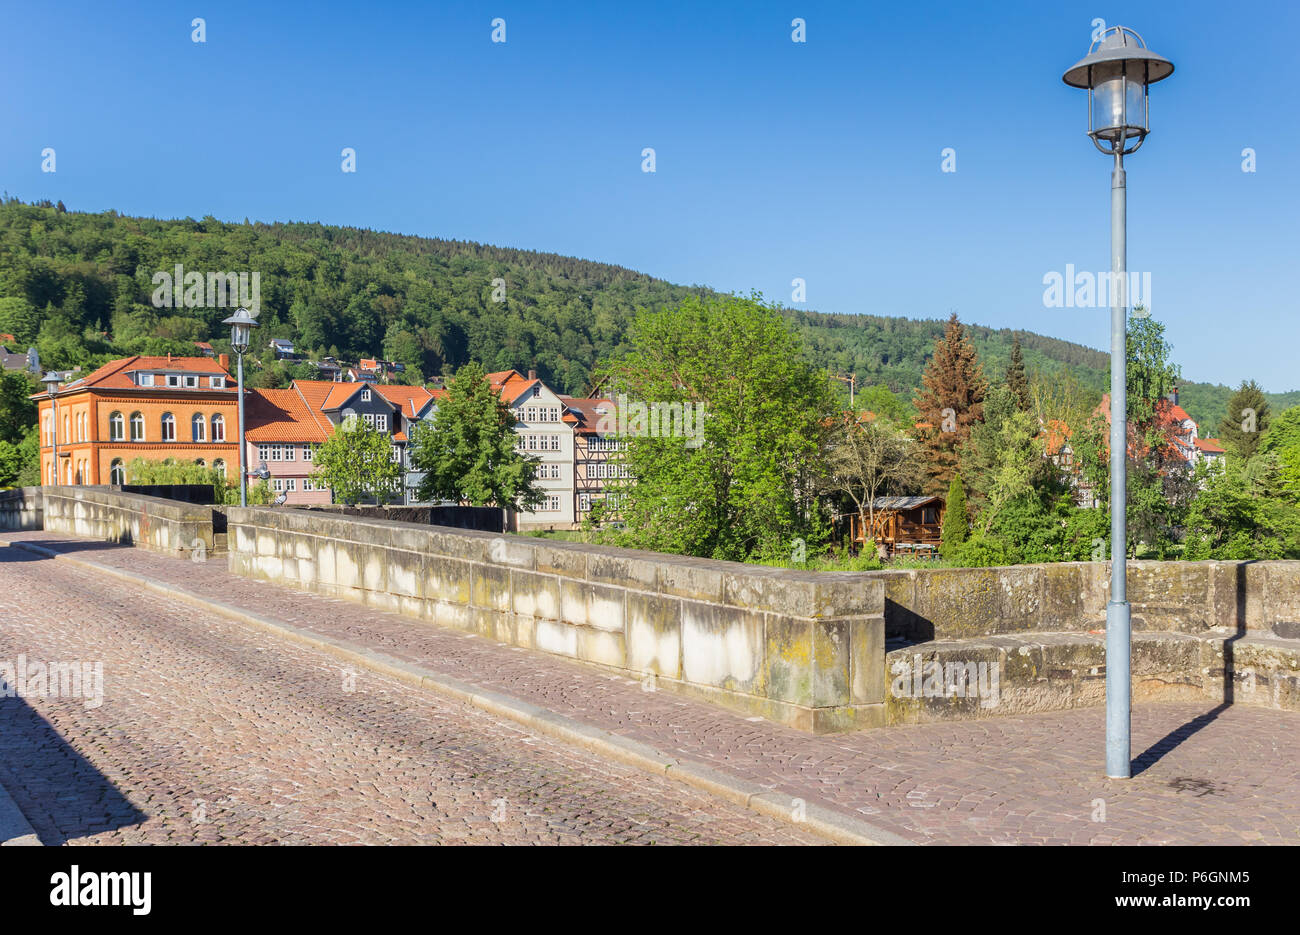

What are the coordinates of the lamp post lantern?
(1063, 26, 1173, 779)
(222, 308, 259, 508)
(40, 372, 61, 486)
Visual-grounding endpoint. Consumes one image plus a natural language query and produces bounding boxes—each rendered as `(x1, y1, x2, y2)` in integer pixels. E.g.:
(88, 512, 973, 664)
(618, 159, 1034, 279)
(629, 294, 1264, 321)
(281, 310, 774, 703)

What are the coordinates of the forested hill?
(0, 198, 1285, 428)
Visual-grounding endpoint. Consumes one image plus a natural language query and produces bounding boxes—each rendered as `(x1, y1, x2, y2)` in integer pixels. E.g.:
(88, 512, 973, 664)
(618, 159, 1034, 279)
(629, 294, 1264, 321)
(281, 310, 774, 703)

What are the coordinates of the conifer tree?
(941, 472, 969, 557)
(1006, 337, 1030, 412)
(1218, 379, 1270, 461)
(914, 313, 987, 493)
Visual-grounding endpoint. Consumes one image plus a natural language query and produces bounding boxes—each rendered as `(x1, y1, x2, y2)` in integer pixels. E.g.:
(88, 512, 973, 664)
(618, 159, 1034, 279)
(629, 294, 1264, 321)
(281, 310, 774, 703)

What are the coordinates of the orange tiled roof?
(34, 355, 232, 396)
(486, 369, 542, 404)
(375, 384, 434, 418)
(1196, 437, 1226, 454)
(245, 388, 331, 443)
(558, 396, 615, 434)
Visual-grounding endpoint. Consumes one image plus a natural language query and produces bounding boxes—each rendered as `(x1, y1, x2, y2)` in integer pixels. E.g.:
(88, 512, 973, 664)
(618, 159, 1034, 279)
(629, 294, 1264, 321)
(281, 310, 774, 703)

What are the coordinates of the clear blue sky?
(3, 0, 1297, 390)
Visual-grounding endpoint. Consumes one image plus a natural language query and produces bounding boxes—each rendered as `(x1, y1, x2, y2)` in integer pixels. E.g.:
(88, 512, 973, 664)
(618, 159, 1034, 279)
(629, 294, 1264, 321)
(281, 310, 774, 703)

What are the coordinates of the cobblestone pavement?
(5, 531, 1300, 845)
(0, 544, 827, 845)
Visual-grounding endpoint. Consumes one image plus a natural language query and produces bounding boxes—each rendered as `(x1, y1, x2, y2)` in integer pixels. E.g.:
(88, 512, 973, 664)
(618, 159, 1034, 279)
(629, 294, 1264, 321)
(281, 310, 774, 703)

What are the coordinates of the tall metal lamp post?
(40, 372, 61, 485)
(222, 308, 259, 507)
(1063, 26, 1174, 779)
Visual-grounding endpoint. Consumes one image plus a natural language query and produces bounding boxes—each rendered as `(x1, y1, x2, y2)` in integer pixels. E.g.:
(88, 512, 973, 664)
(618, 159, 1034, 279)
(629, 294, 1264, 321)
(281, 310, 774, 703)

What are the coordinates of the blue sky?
(2, 0, 1297, 390)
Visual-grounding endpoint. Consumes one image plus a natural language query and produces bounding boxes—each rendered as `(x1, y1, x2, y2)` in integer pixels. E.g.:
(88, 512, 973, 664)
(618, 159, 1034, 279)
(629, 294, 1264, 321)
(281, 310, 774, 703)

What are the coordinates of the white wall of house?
(509, 383, 575, 527)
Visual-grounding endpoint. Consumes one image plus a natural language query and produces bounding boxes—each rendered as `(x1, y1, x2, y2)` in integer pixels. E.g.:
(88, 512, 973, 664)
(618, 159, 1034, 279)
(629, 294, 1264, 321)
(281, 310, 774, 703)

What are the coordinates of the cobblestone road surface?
(4, 531, 1299, 845)
(0, 545, 826, 845)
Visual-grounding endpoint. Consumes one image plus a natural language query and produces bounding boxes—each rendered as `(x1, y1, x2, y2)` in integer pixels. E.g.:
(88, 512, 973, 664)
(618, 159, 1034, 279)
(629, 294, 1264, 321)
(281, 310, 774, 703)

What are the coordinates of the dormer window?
(137, 373, 154, 387)
(361, 388, 371, 402)
(210, 376, 226, 388)
(166, 374, 181, 387)
(184, 375, 198, 388)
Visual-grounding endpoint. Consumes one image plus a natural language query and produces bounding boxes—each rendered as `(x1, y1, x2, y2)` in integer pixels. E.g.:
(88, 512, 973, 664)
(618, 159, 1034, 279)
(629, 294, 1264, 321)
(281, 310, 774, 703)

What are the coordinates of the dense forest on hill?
(0, 198, 1286, 428)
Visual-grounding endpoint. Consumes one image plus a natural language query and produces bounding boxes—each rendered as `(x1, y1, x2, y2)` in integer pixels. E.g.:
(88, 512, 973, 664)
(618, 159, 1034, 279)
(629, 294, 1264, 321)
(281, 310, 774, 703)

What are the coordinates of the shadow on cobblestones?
(2, 538, 134, 559)
(1131, 702, 1230, 777)
(0, 695, 146, 845)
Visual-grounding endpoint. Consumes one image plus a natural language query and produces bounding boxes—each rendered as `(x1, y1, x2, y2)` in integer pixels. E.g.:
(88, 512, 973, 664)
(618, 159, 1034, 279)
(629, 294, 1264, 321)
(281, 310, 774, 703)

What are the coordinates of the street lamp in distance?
(222, 308, 259, 508)
(40, 371, 61, 486)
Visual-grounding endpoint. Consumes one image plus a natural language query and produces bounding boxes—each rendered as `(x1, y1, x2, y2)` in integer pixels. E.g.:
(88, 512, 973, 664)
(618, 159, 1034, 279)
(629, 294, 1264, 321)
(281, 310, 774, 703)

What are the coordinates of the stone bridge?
(4, 486, 1298, 731)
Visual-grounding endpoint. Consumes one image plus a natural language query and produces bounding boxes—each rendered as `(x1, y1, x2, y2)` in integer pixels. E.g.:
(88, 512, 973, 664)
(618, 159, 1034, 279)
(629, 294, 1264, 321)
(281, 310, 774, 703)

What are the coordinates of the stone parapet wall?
(41, 486, 215, 558)
(878, 560, 1300, 642)
(225, 506, 886, 732)
(0, 487, 43, 531)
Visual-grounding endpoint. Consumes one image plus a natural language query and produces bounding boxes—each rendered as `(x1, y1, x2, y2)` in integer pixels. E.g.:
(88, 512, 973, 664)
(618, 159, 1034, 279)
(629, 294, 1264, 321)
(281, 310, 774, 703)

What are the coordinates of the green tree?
(855, 383, 913, 424)
(1077, 315, 1188, 557)
(824, 413, 918, 548)
(313, 419, 403, 506)
(0, 296, 40, 345)
(1125, 315, 1190, 557)
(409, 360, 542, 510)
(980, 407, 1042, 532)
(1217, 380, 1270, 461)
(124, 456, 267, 504)
(1005, 337, 1030, 412)
(602, 293, 836, 562)
(940, 473, 969, 557)
(0, 369, 37, 446)
(913, 313, 987, 495)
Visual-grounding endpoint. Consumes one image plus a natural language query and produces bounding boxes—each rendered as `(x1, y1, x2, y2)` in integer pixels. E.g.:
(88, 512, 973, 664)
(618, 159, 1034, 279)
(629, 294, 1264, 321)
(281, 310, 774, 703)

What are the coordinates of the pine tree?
(1006, 337, 1030, 412)
(1218, 380, 1270, 461)
(941, 473, 969, 557)
(914, 313, 987, 493)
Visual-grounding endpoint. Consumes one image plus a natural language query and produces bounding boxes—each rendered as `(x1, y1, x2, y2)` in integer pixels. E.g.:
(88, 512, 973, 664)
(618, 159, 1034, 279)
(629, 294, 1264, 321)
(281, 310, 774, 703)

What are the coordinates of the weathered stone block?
(560, 581, 624, 632)
(470, 563, 511, 612)
(658, 561, 724, 603)
(849, 614, 885, 705)
(534, 619, 579, 658)
(586, 552, 657, 591)
(626, 592, 682, 679)
(425, 555, 471, 605)
(577, 628, 626, 667)
(511, 570, 560, 620)
(680, 601, 764, 694)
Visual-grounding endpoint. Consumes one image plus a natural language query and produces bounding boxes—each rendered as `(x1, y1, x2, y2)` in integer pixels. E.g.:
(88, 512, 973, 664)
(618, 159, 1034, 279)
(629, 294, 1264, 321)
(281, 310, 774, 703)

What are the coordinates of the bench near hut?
(848, 495, 945, 557)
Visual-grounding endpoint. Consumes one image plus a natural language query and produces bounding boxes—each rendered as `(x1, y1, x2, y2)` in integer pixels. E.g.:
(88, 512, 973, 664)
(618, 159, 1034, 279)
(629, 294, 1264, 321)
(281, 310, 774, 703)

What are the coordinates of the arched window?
(211, 413, 225, 442)
(109, 411, 124, 441)
(161, 412, 176, 442)
(42, 413, 51, 445)
(62, 413, 70, 444)
(192, 413, 206, 442)
(213, 459, 226, 478)
(130, 412, 145, 441)
(194, 458, 206, 467)
(64, 459, 73, 484)
(110, 459, 124, 485)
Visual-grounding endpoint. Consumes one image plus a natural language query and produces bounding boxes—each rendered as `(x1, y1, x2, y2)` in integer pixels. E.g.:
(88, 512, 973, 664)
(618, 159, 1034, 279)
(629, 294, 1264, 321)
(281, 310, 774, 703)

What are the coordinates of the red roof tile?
(245, 388, 331, 443)
(375, 384, 434, 418)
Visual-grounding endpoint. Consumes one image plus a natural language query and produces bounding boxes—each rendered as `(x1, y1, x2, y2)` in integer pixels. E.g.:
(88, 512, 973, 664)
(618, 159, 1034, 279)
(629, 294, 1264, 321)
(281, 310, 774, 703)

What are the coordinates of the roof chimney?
(528, 369, 537, 381)
(219, 353, 230, 372)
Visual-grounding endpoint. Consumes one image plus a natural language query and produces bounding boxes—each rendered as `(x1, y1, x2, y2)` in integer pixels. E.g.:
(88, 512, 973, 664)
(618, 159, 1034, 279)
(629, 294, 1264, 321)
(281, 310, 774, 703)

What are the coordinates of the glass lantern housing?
(1063, 26, 1173, 156)
(222, 308, 258, 354)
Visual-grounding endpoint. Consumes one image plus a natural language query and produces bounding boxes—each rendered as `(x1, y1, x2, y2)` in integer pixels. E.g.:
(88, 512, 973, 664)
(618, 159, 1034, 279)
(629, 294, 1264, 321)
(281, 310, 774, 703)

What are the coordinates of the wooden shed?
(848, 495, 945, 557)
